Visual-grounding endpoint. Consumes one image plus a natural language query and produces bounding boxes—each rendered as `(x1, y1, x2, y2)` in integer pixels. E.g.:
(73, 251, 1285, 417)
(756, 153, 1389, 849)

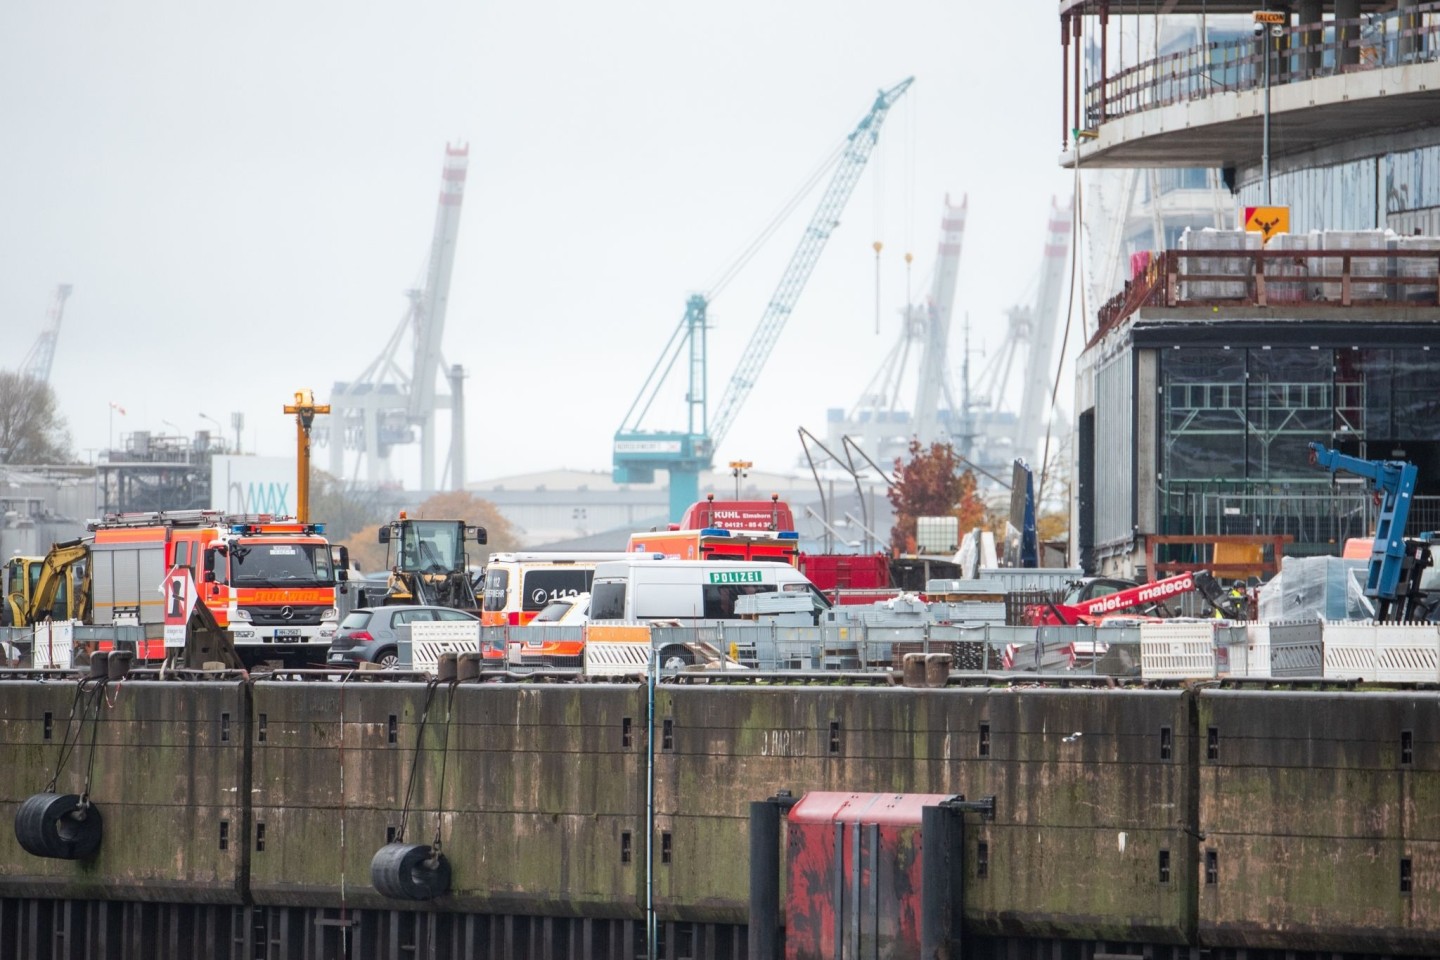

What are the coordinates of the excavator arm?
(16, 540, 89, 627)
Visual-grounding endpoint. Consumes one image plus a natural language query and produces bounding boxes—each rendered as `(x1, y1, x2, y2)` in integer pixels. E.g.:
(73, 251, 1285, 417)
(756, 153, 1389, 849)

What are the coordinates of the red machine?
(635, 496, 895, 603)
(1026, 570, 1243, 626)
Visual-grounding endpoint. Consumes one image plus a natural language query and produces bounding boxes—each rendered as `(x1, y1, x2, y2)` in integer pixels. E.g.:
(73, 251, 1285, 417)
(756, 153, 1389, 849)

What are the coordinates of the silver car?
(326, 605, 479, 669)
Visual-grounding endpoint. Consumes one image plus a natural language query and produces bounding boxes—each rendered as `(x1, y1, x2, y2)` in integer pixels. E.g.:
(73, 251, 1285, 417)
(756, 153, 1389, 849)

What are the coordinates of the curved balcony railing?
(1086, 4, 1440, 128)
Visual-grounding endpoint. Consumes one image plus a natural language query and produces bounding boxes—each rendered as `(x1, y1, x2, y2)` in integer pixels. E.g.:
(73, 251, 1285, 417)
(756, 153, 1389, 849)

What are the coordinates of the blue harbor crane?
(613, 77, 914, 521)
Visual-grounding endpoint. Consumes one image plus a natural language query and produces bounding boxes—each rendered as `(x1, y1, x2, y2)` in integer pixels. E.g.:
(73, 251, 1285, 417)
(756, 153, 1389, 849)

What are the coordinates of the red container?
(784, 791, 953, 960)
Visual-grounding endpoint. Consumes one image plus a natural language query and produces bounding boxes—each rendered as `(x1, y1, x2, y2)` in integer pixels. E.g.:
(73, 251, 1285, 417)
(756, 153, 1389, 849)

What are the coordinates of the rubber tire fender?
(14, 793, 103, 860)
(370, 842, 451, 900)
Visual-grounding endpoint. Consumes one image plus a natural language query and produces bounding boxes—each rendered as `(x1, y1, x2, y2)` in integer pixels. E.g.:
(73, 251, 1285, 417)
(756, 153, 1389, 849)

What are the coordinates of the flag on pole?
(109, 401, 126, 415)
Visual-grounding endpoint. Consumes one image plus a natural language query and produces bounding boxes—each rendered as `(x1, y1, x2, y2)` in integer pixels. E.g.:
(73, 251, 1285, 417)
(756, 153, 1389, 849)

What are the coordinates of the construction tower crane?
(972, 196, 1073, 466)
(327, 144, 469, 491)
(19, 284, 73, 384)
(832, 195, 968, 464)
(614, 77, 914, 521)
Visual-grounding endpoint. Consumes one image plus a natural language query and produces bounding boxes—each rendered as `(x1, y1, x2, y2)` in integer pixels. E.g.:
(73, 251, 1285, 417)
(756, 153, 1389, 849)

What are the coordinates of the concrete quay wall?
(0, 676, 1434, 954)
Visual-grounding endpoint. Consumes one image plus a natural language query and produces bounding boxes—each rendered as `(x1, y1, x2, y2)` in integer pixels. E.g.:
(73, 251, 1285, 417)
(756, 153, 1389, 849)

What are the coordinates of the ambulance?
(479, 552, 632, 626)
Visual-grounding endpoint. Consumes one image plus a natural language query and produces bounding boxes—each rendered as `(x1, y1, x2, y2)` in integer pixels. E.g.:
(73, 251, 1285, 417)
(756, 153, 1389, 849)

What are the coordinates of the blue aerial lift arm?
(1307, 441, 1418, 608)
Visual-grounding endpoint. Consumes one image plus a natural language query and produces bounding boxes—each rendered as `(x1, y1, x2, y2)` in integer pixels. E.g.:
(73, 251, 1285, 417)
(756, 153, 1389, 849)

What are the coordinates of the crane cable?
(705, 138, 847, 300)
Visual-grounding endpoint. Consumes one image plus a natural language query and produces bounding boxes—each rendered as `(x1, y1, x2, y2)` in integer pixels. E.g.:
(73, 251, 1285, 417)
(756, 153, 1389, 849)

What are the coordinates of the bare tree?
(0, 373, 72, 464)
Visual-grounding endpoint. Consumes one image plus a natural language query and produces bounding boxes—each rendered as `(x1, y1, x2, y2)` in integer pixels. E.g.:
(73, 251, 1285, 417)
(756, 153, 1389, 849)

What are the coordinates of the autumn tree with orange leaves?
(346, 490, 519, 573)
(887, 439, 990, 555)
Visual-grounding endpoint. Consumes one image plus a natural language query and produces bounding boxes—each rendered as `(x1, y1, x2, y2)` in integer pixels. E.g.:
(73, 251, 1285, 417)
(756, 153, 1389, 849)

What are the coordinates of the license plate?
(275, 630, 302, 641)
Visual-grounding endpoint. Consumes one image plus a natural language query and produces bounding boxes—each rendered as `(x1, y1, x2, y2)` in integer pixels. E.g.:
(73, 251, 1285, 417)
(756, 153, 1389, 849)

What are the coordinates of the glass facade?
(1236, 144, 1440, 234)
(1157, 344, 1440, 546)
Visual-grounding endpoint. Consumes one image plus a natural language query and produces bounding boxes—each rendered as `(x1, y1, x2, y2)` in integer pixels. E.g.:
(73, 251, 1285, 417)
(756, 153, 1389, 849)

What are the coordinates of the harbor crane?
(327, 144, 469, 492)
(613, 78, 914, 521)
(972, 197, 1073, 467)
(833, 194, 968, 466)
(19, 284, 73, 384)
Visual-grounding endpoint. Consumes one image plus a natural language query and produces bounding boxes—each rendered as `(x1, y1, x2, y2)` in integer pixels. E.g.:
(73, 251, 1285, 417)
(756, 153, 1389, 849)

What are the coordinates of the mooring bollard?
(106, 650, 133, 680)
(437, 652, 458, 682)
(925, 652, 952, 688)
(903, 652, 927, 687)
(456, 651, 482, 682)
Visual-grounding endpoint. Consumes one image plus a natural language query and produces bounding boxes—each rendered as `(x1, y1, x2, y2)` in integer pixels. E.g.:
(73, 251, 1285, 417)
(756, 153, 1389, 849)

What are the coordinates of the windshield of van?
(590, 581, 627, 620)
(703, 583, 777, 618)
(482, 568, 510, 612)
(231, 541, 334, 586)
(778, 582, 833, 611)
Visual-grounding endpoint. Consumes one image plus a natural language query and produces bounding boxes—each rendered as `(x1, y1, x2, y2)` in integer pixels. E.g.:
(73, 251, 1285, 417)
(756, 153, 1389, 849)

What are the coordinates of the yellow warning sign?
(1244, 206, 1289, 244)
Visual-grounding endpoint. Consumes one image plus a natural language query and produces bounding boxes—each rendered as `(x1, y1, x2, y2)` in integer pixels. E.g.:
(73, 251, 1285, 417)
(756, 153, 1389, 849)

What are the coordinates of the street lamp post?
(1263, 28, 1272, 204)
(1254, 12, 1285, 205)
(729, 460, 752, 499)
(199, 412, 223, 451)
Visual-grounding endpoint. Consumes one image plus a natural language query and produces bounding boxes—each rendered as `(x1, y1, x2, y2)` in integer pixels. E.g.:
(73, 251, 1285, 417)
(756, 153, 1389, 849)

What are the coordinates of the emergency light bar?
(230, 522, 325, 535)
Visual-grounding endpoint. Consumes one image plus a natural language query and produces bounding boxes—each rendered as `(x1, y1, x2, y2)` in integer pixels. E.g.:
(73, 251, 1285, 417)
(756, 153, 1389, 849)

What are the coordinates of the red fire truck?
(627, 496, 801, 564)
(88, 510, 347, 662)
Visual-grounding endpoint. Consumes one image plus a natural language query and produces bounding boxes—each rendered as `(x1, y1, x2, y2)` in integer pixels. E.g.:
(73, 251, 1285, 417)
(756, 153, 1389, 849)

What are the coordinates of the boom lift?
(1308, 441, 1434, 621)
(1027, 569, 1246, 625)
(613, 78, 914, 521)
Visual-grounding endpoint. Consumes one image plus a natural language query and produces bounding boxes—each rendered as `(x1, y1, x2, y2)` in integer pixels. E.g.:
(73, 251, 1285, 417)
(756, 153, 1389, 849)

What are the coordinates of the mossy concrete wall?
(248, 680, 646, 916)
(0, 677, 1437, 956)
(1197, 690, 1440, 954)
(0, 678, 248, 903)
(652, 686, 1196, 943)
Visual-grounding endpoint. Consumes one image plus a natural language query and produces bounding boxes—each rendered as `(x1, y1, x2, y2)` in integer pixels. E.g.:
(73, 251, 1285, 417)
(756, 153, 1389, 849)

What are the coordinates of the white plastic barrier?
(1140, 621, 1226, 680)
(32, 621, 76, 670)
(1322, 622, 1440, 683)
(409, 620, 481, 673)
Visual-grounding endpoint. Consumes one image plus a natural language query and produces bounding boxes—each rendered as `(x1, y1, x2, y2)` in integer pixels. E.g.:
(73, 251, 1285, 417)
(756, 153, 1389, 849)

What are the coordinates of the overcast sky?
(1, 2, 1075, 489)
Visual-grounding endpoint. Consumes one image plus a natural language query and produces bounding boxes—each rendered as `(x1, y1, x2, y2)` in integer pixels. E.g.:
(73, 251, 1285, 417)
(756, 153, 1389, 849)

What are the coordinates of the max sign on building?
(210, 456, 296, 516)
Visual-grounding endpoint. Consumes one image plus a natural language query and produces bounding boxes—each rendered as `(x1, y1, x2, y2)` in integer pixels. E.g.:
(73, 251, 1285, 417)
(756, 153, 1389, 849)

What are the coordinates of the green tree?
(887, 439, 989, 554)
(0, 373, 72, 464)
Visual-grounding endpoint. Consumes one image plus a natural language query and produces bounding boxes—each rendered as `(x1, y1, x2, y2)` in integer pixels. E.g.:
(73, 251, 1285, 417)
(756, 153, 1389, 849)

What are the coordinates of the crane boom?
(20, 284, 74, 384)
(708, 76, 913, 447)
(613, 78, 912, 521)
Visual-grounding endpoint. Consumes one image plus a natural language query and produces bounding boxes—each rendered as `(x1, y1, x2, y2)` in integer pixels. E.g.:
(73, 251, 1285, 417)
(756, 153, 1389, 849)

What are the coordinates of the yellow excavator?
(2, 540, 91, 628)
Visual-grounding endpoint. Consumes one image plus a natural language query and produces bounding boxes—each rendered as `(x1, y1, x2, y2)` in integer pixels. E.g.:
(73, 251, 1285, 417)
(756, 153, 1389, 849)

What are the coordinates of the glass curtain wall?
(1158, 345, 1440, 551)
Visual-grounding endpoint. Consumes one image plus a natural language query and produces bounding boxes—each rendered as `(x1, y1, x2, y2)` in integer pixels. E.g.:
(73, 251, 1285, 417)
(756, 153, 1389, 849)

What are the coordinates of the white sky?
(0, 2, 1075, 488)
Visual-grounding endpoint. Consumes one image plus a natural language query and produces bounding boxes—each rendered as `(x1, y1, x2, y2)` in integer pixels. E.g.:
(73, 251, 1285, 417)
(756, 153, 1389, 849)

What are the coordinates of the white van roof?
(592, 557, 815, 581)
(486, 551, 635, 564)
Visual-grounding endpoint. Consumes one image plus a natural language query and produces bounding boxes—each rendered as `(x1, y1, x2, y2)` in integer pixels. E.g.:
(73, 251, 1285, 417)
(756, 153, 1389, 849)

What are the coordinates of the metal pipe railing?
(1083, 4, 1440, 127)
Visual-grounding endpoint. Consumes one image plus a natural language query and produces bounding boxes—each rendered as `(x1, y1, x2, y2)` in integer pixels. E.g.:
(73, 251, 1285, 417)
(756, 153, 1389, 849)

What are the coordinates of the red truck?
(631, 495, 893, 603)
